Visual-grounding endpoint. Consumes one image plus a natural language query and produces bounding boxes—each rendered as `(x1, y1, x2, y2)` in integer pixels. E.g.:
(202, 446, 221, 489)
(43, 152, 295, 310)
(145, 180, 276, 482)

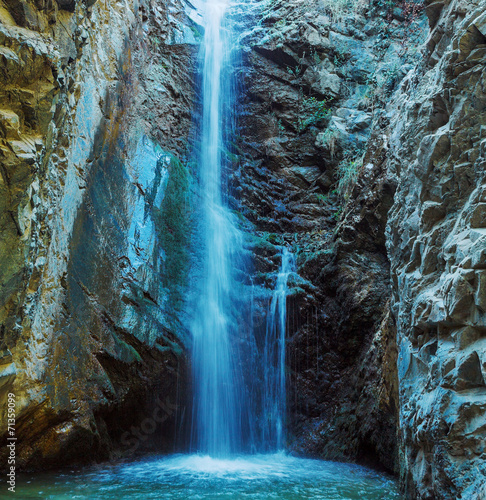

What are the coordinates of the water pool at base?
(17, 453, 402, 499)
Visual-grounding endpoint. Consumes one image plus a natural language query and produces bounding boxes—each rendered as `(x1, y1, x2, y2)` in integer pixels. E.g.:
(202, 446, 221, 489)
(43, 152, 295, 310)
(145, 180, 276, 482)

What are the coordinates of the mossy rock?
(152, 152, 193, 315)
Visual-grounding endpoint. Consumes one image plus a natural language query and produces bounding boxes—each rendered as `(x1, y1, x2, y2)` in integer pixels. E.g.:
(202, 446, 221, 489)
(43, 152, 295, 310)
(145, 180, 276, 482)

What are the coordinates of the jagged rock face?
(234, 0, 427, 473)
(386, 0, 486, 496)
(0, 0, 198, 468)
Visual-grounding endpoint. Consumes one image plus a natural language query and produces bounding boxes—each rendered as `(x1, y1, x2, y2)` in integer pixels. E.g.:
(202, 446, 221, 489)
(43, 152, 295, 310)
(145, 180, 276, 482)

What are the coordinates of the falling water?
(191, 0, 296, 456)
(190, 0, 243, 456)
(262, 248, 295, 450)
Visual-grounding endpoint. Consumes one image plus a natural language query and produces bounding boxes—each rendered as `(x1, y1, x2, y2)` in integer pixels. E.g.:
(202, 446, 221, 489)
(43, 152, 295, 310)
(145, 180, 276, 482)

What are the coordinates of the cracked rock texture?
(234, 0, 426, 476)
(0, 0, 198, 468)
(387, 0, 486, 497)
(1, 0, 486, 497)
(236, 0, 486, 496)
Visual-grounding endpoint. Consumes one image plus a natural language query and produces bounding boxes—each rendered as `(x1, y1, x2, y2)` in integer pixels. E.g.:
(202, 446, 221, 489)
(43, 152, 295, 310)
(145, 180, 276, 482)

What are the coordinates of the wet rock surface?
(239, 0, 486, 494)
(1, 0, 486, 496)
(0, 0, 198, 469)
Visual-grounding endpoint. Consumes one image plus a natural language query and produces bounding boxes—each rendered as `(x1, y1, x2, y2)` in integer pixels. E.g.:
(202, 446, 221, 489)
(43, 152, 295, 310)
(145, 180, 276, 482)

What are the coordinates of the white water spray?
(191, 0, 295, 456)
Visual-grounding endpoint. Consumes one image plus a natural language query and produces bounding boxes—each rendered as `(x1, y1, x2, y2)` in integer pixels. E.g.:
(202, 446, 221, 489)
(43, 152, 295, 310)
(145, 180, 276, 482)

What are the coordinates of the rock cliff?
(236, 0, 486, 495)
(387, 0, 486, 496)
(234, 0, 426, 474)
(0, 0, 198, 468)
(1, 0, 486, 497)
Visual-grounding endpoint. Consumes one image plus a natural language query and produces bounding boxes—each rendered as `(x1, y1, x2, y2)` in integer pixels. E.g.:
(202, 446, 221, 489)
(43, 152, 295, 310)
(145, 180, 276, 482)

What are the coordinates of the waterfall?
(262, 248, 295, 451)
(190, 0, 243, 457)
(190, 0, 294, 457)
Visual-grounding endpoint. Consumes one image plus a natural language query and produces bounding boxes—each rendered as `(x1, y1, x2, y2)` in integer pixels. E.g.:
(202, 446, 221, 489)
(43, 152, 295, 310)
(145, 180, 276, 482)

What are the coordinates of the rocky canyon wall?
(387, 0, 486, 497)
(1, 0, 486, 497)
(234, 0, 426, 474)
(0, 0, 199, 468)
(236, 0, 486, 496)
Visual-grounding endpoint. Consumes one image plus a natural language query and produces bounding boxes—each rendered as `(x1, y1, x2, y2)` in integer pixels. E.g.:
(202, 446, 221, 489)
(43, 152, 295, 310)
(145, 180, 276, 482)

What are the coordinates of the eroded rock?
(387, 0, 486, 496)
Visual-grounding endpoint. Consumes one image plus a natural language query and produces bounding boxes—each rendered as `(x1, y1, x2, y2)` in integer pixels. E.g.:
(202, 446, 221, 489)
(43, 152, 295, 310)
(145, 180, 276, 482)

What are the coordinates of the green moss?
(336, 157, 363, 200)
(332, 207, 344, 220)
(266, 233, 280, 244)
(153, 154, 192, 314)
(226, 151, 240, 164)
(259, 231, 282, 247)
(231, 209, 247, 223)
(316, 193, 329, 206)
(112, 333, 143, 364)
(189, 24, 204, 41)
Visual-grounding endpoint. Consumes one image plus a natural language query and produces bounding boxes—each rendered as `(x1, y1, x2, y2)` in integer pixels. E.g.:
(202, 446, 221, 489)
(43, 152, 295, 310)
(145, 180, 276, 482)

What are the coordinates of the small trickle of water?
(262, 248, 295, 450)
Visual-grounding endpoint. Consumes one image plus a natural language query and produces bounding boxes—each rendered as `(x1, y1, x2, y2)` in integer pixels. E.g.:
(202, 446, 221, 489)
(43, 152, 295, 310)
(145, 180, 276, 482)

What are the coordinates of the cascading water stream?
(190, 0, 243, 457)
(191, 0, 296, 457)
(262, 248, 295, 451)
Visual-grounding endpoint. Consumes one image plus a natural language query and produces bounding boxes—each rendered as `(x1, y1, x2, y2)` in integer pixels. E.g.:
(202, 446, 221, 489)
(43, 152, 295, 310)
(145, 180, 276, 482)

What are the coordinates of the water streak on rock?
(262, 248, 295, 450)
